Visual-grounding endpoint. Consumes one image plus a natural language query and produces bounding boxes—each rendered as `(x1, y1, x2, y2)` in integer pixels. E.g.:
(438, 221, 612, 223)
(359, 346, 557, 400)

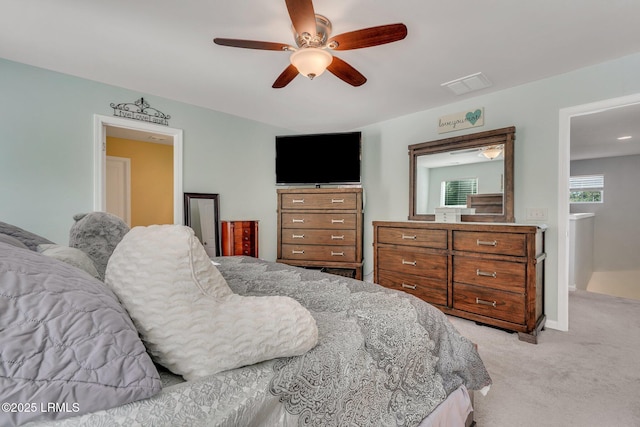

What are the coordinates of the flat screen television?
(275, 131, 361, 185)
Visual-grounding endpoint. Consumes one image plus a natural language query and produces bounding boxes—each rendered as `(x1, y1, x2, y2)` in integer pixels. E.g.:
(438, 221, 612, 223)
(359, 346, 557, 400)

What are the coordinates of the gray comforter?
(34, 256, 491, 427)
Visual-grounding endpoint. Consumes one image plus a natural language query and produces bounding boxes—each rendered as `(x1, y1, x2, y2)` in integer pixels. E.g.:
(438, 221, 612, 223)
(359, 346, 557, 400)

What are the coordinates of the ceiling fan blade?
(285, 0, 317, 37)
(327, 56, 367, 87)
(328, 23, 408, 50)
(214, 38, 292, 51)
(273, 64, 299, 88)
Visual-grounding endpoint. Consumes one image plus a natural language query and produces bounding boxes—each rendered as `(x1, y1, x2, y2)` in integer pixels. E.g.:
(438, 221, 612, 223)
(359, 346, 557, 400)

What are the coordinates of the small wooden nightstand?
(221, 220, 259, 257)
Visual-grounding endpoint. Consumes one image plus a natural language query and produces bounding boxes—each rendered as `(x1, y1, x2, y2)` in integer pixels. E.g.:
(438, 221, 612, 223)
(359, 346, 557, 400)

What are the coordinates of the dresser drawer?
(377, 227, 447, 249)
(453, 256, 525, 291)
(281, 213, 356, 229)
(377, 247, 447, 280)
(281, 229, 356, 246)
(453, 231, 526, 256)
(222, 220, 258, 257)
(281, 244, 356, 262)
(377, 270, 447, 306)
(280, 192, 358, 210)
(453, 283, 525, 324)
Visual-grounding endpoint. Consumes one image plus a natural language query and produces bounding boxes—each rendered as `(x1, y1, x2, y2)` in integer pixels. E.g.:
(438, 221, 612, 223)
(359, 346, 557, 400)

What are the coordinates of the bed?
(1, 219, 491, 427)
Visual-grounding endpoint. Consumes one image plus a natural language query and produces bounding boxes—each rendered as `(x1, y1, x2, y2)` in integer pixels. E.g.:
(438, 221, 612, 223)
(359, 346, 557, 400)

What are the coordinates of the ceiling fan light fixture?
(481, 145, 503, 160)
(290, 48, 332, 80)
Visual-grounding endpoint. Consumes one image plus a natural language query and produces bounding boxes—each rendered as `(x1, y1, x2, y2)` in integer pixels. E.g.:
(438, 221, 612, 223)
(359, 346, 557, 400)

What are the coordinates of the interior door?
(197, 199, 217, 257)
(106, 156, 131, 226)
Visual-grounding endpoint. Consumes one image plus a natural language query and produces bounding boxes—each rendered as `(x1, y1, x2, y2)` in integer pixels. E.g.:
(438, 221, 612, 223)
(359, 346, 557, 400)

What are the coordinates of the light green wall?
(360, 52, 640, 326)
(0, 58, 289, 261)
(2, 53, 640, 326)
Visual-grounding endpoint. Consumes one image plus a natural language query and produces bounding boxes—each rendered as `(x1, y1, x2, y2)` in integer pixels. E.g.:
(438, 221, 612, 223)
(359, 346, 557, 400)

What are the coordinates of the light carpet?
(448, 290, 640, 427)
(587, 270, 640, 301)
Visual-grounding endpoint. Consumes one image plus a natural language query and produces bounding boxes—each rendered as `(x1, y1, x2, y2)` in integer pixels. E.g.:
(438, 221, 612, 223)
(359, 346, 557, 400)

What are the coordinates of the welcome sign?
(438, 108, 484, 134)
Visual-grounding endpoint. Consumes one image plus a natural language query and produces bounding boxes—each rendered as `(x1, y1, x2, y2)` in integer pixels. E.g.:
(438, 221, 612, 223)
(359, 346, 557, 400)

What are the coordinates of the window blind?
(441, 178, 478, 206)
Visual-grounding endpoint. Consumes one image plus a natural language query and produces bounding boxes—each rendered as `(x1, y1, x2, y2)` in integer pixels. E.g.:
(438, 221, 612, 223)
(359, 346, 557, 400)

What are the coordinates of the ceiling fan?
(213, 0, 407, 88)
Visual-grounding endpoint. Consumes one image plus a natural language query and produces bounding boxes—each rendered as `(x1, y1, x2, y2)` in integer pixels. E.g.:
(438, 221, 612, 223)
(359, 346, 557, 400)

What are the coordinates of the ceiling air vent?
(441, 72, 492, 95)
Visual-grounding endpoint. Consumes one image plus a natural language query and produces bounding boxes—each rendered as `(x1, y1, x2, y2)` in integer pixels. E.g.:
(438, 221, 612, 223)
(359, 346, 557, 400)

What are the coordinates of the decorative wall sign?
(110, 97, 171, 126)
(437, 107, 484, 134)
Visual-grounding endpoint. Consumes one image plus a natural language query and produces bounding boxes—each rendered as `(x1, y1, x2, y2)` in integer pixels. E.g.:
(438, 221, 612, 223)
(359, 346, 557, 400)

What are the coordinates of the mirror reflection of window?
(441, 178, 478, 207)
(419, 159, 503, 214)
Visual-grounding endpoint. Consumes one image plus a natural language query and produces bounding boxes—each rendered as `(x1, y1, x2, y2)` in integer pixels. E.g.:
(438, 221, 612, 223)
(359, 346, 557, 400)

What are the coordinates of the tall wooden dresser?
(373, 221, 546, 343)
(277, 188, 364, 279)
(221, 220, 259, 257)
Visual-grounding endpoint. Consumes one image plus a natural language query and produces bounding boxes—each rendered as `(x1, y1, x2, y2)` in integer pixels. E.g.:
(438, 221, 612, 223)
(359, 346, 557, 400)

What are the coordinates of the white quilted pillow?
(104, 225, 318, 380)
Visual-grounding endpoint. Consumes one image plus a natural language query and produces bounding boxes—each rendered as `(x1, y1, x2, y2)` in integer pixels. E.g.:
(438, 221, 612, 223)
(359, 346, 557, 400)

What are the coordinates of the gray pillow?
(37, 244, 101, 279)
(0, 242, 162, 426)
(0, 233, 29, 250)
(0, 221, 54, 251)
(69, 212, 130, 280)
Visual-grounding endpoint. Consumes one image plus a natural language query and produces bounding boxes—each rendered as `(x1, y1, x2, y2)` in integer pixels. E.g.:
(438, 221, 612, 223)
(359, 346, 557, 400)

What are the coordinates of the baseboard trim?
(544, 319, 565, 331)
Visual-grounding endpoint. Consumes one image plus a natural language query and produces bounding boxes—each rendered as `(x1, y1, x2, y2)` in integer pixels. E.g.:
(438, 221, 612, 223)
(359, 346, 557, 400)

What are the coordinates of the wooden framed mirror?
(183, 193, 221, 257)
(409, 126, 515, 223)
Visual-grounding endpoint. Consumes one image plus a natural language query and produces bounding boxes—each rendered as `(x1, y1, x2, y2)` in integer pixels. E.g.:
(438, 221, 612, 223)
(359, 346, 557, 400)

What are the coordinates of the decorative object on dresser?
(373, 221, 546, 343)
(409, 126, 515, 223)
(221, 220, 259, 257)
(277, 187, 363, 280)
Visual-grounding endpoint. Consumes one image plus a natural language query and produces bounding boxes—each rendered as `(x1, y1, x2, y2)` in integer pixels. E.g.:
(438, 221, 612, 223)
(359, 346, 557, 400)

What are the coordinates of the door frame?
(557, 92, 640, 332)
(93, 114, 184, 224)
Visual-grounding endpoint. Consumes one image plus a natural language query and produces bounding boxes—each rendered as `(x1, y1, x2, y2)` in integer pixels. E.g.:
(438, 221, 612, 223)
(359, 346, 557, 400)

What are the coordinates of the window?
(569, 174, 604, 203)
(441, 178, 478, 207)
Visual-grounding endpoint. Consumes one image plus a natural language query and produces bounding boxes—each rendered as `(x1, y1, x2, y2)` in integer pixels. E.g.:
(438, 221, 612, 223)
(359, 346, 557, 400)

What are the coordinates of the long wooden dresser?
(277, 188, 364, 279)
(373, 221, 546, 343)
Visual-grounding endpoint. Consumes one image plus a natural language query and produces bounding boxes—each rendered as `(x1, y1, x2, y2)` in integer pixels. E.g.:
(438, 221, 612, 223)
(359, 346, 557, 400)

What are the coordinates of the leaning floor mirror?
(183, 193, 221, 257)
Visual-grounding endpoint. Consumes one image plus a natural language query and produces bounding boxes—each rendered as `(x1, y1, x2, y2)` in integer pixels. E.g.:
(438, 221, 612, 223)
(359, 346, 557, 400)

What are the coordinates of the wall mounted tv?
(275, 131, 362, 186)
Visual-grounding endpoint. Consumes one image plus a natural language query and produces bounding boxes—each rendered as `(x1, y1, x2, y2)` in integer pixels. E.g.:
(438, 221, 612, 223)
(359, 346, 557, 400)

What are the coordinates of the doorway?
(557, 93, 640, 331)
(93, 114, 183, 224)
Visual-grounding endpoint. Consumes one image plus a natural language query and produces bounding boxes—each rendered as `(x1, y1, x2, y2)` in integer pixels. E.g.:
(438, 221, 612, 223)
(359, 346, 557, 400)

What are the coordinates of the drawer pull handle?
(402, 234, 417, 240)
(476, 298, 497, 308)
(292, 250, 305, 255)
(331, 251, 345, 257)
(331, 219, 345, 224)
(401, 283, 417, 290)
(331, 199, 344, 203)
(476, 269, 497, 278)
(292, 218, 305, 223)
(292, 199, 305, 204)
(331, 235, 345, 240)
(402, 259, 417, 266)
(477, 239, 497, 247)
(292, 234, 305, 239)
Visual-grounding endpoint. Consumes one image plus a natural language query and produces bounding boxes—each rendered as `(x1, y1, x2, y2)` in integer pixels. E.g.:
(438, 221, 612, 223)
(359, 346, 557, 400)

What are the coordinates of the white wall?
(570, 154, 640, 271)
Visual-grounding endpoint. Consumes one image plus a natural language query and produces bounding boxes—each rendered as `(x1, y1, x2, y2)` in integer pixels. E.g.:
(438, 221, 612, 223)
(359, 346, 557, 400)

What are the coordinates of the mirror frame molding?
(183, 192, 221, 256)
(409, 126, 515, 223)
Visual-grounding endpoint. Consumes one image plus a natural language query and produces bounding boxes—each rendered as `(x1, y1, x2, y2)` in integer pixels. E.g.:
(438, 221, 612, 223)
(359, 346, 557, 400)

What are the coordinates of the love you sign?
(438, 108, 484, 134)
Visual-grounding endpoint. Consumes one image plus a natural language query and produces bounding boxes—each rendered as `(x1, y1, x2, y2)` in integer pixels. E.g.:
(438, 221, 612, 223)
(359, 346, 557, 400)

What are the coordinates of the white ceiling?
(570, 103, 640, 161)
(2, 0, 640, 157)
